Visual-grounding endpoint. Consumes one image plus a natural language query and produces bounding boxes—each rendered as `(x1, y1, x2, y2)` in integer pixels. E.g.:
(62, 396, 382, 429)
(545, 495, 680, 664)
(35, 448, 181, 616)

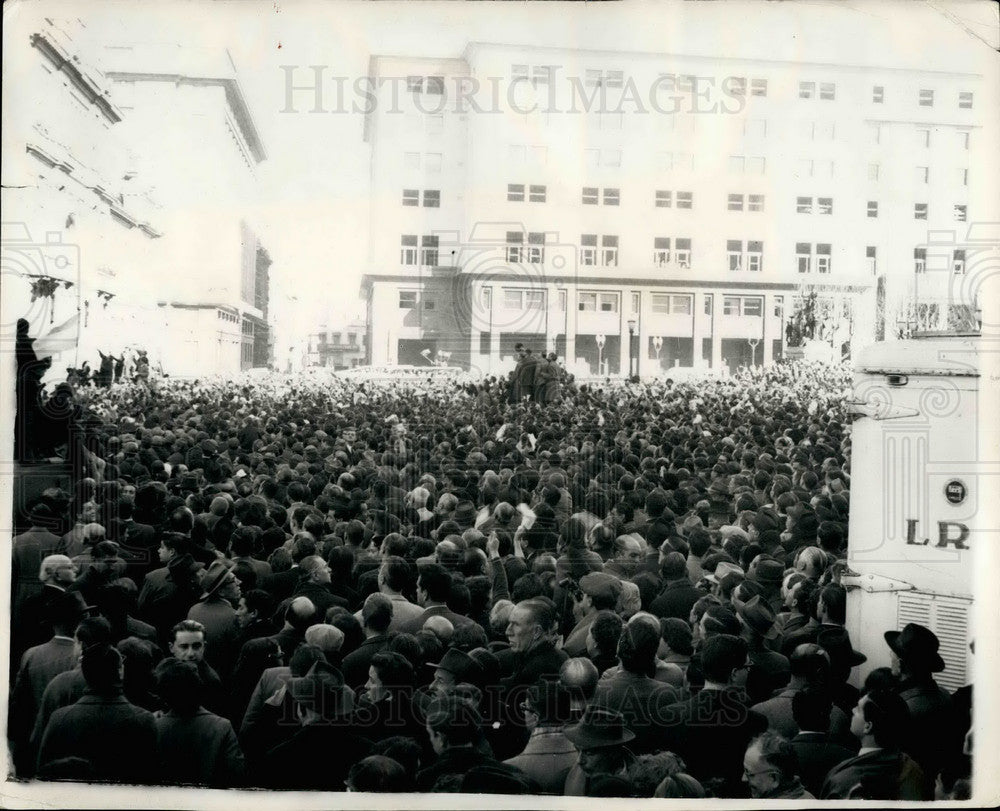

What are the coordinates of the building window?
(653, 237, 670, 267)
(558, 290, 567, 311)
(426, 76, 444, 95)
(870, 124, 881, 144)
(672, 295, 693, 315)
(866, 246, 877, 275)
(578, 292, 596, 311)
(727, 239, 743, 272)
(816, 243, 831, 274)
(423, 190, 440, 207)
(656, 190, 673, 208)
(631, 292, 640, 314)
(955, 168, 968, 186)
(818, 197, 833, 215)
(402, 189, 419, 207)
(423, 300, 435, 311)
(773, 296, 783, 318)
(958, 91, 973, 109)
(915, 166, 929, 184)
(748, 194, 765, 212)
(914, 203, 928, 220)
(506, 231, 524, 263)
(580, 234, 597, 265)
(603, 188, 620, 206)
(868, 163, 880, 182)
(425, 153, 442, 173)
(407, 76, 423, 93)
(426, 115, 443, 135)
(480, 288, 492, 311)
(914, 247, 927, 273)
(748, 157, 766, 175)
(508, 183, 525, 202)
(400, 235, 418, 265)
(675, 238, 691, 268)
(704, 295, 713, 315)
(651, 294, 671, 314)
(953, 249, 966, 274)
(599, 293, 618, 312)
(399, 291, 418, 309)
(526, 232, 546, 264)
(728, 193, 744, 211)
(525, 290, 545, 309)
(605, 149, 622, 168)
(404, 152, 420, 170)
(954, 204, 967, 222)
(729, 76, 747, 96)
(582, 187, 599, 205)
(601, 236, 619, 267)
(799, 81, 815, 99)
(512, 64, 528, 81)
(751, 78, 768, 96)
(867, 201, 879, 218)
(728, 155, 745, 174)
(676, 191, 693, 209)
(873, 85, 884, 103)
(747, 241, 763, 272)
(820, 82, 836, 100)
(917, 128, 931, 147)
(421, 235, 439, 266)
(958, 131, 970, 150)
(919, 88, 934, 107)
(529, 185, 547, 203)
(797, 196, 813, 214)
(331, 333, 341, 345)
(743, 297, 763, 317)
(503, 289, 522, 310)
(796, 242, 812, 274)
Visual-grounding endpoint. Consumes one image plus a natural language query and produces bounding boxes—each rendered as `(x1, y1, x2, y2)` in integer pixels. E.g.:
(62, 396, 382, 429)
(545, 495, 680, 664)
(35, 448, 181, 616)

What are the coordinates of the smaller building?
(307, 319, 367, 369)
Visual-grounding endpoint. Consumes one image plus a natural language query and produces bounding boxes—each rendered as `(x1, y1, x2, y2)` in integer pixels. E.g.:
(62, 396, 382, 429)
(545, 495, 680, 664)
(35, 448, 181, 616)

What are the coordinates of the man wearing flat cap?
(563, 572, 622, 657)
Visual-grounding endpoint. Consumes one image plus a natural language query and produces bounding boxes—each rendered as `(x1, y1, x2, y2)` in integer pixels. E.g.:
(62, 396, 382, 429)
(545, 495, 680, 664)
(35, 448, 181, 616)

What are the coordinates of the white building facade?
(361, 43, 989, 377)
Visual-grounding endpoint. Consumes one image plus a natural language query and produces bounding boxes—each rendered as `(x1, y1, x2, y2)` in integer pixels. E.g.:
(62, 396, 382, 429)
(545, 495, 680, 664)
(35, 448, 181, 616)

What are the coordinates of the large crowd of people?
(8, 359, 973, 798)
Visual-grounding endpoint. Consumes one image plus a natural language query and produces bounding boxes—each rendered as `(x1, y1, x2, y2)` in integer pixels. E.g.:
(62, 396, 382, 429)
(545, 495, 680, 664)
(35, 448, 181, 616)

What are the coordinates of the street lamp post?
(596, 333, 606, 377)
(627, 319, 637, 379)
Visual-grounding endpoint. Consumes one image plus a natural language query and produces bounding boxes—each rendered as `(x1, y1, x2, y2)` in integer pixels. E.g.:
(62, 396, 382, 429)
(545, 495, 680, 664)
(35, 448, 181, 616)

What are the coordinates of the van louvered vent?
(897, 592, 971, 692)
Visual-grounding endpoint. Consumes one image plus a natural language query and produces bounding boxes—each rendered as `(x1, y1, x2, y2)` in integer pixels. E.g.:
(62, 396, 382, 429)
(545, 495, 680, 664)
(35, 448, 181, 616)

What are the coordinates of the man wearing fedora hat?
(188, 560, 242, 679)
(817, 626, 866, 717)
(562, 706, 637, 796)
(737, 595, 791, 704)
(885, 623, 960, 796)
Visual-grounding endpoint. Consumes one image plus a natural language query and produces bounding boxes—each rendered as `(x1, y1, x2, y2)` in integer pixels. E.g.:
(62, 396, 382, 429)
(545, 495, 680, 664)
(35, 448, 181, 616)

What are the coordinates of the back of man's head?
(286, 596, 318, 630)
(362, 592, 393, 633)
(701, 634, 748, 684)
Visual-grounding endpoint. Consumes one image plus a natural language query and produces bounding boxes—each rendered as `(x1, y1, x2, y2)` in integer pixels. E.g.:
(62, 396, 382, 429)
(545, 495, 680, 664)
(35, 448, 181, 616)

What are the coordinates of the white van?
(843, 334, 986, 692)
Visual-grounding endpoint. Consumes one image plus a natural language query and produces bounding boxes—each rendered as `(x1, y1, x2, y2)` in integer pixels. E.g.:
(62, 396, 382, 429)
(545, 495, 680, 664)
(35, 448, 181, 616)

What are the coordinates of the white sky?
(6, 0, 998, 328)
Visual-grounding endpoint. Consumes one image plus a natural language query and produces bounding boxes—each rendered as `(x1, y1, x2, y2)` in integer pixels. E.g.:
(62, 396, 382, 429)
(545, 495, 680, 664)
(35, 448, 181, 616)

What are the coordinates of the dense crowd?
(8, 360, 973, 798)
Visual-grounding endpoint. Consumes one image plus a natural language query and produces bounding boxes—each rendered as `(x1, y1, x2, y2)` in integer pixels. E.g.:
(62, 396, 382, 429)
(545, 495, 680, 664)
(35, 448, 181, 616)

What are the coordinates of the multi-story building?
(307, 319, 367, 369)
(101, 42, 271, 377)
(2, 17, 162, 381)
(3, 19, 272, 380)
(361, 43, 990, 376)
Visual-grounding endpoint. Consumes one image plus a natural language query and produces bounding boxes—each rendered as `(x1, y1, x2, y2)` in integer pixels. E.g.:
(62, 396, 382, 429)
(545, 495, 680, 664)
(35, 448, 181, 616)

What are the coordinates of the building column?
(565, 285, 577, 374)
(711, 295, 723, 370)
(693, 292, 708, 369)
(618, 307, 629, 378)
(490, 327, 500, 374)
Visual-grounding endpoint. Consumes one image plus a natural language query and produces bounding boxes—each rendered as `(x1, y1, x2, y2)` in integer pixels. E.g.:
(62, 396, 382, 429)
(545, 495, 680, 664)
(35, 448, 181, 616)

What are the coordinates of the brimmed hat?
(50, 590, 97, 623)
(426, 647, 478, 680)
(752, 507, 782, 533)
(749, 556, 785, 585)
(451, 501, 476, 529)
(563, 706, 635, 750)
(199, 560, 234, 598)
(736, 595, 779, 640)
(884, 623, 945, 673)
(580, 572, 623, 603)
(817, 627, 867, 667)
(705, 561, 744, 584)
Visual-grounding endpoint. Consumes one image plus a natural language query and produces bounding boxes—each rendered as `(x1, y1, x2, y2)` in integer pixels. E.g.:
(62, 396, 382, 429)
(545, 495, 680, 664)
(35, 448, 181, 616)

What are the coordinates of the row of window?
(914, 248, 967, 274)
(870, 126, 970, 150)
(505, 65, 974, 110)
(402, 189, 440, 207)
(317, 332, 360, 346)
